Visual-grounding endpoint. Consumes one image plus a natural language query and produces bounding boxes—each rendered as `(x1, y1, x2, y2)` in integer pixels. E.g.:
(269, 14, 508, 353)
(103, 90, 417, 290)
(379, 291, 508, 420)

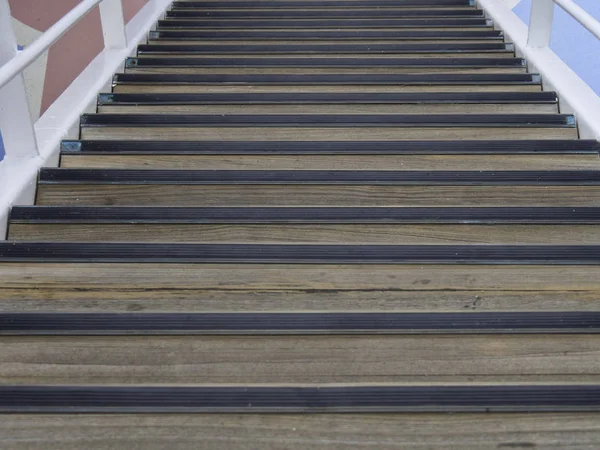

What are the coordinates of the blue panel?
(513, 0, 600, 95)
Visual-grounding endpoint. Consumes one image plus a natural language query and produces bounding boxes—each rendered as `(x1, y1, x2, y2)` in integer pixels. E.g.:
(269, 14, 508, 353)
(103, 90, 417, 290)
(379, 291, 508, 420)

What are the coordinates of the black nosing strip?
(1, 312, 599, 335)
(10, 206, 600, 224)
(79, 113, 573, 127)
(156, 18, 492, 28)
(38, 170, 596, 185)
(98, 92, 557, 106)
(125, 56, 525, 68)
(164, 10, 485, 18)
(1, 243, 600, 264)
(149, 30, 504, 40)
(1, 385, 600, 412)
(172, 0, 476, 7)
(60, 140, 599, 155)
(136, 43, 510, 54)
(112, 73, 538, 85)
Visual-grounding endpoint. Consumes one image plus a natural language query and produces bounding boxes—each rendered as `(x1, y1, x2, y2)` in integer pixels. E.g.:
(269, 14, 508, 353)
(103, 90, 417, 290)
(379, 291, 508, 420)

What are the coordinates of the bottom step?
(0, 385, 599, 413)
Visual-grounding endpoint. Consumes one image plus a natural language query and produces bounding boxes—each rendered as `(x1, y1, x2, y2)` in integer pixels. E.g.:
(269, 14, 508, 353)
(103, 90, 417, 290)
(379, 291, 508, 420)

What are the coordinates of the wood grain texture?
(134, 52, 516, 59)
(36, 185, 600, 206)
(2, 413, 600, 450)
(1, 290, 598, 312)
(59, 154, 594, 170)
(9, 223, 600, 244)
(1, 334, 600, 384)
(80, 126, 577, 141)
(112, 84, 543, 93)
(125, 66, 528, 74)
(2, 263, 600, 293)
(97, 103, 558, 115)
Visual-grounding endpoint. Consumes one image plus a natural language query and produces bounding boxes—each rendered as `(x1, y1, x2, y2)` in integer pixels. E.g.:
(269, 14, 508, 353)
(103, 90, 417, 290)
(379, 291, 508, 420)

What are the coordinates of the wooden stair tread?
(5, 0, 600, 435)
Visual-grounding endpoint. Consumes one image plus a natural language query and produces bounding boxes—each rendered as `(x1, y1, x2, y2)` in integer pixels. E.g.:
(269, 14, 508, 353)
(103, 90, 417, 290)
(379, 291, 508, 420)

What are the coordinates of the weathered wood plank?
(2, 413, 600, 450)
(59, 154, 595, 170)
(80, 126, 577, 141)
(1, 334, 600, 384)
(36, 185, 600, 206)
(97, 103, 557, 115)
(9, 223, 600, 244)
(1, 289, 598, 312)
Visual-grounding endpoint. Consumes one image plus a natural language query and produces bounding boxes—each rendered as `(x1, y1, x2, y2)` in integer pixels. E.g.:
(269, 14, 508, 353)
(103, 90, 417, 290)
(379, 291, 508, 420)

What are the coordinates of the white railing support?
(553, 0, 600, 41)
(528, 0, 555, 48)
(99, 0, 127, 50)
(0, 0, 103, 90)
(0, 0, 38, 158)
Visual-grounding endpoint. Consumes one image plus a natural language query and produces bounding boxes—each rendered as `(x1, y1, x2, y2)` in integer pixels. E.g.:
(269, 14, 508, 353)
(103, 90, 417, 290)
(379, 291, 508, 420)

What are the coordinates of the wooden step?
(164, 9, 486, 19)
(172, 0, 477, 7)
(37, 168, 600, 207)
(0, 385, 598, 412)
(98, 92, 558, 114)
(10, 206, 600, 243)
(58, 139, 599, 169)
(148, 29, 505, 41)
(111, 73, 542, 93)
(124, 56, 528, 75)
(2, 413, 599, 449)
(136, 42, 514, 55)
(156, 18, 493, 29)
(78, 113, 576, 141)
(96, 92, 557, 115)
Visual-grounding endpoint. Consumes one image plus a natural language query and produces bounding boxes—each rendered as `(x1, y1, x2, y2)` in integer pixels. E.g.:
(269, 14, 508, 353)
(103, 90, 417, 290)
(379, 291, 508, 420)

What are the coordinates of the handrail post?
(0, 0, 39, 159)
(99, 0, 127, 50)
(528, 0, 555, 48)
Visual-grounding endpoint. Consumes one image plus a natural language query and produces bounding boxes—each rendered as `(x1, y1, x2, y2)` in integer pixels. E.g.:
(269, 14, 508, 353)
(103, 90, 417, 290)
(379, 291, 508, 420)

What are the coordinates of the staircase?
(2, 0, 600, 447)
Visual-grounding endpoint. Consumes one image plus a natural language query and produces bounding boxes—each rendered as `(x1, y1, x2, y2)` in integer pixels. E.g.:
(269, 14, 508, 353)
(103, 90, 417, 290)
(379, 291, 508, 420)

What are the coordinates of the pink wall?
(9, 0, 149, 115)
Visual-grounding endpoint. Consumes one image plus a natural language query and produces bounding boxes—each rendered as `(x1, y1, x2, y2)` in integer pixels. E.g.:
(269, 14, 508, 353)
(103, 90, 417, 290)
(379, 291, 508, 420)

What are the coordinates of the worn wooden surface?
(59, 153, 595, 170)
(2, 413, 600, 449)
(112, 84, 543, 93)
(97, 103, 558, 115)
(36, 185, 600, 206)
(1, 335, 600, 384)
(9, 223, 600, 244)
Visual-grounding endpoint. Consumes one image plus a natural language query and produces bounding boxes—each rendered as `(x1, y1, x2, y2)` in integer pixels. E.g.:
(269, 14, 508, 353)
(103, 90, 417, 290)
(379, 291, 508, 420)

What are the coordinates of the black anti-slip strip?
(137, 42, 511, 54)
(38, 169, 596, 185)
(61, 140, 597, 155)
(98, 92, 556, 106)
(165, 10, 484, 18)
(79, 113, 572, 127)
(0, 385, 599, 412)
(11, 206, 600, 224)
(1, 243, 599, 264)
(149, 30, 504, 40)
(172, 0, 475, 7)
(112, 72, 537, 85)
(126, 56, 524, 68)
(1, 312, 599, 334)
(156, 18, 492, 28)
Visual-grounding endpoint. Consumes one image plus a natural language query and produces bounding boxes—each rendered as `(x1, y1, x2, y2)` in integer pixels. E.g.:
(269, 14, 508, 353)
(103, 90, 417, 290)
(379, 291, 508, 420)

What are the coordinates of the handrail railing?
(528, 0, 600, 48)
(0, 0, 129, 160)
(477, 0, 600, 141)
(0, 0, 171, 240)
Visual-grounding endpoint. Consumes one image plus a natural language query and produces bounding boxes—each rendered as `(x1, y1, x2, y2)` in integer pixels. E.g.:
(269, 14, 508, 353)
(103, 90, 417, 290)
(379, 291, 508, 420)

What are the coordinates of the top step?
(171, 0, 476, 8)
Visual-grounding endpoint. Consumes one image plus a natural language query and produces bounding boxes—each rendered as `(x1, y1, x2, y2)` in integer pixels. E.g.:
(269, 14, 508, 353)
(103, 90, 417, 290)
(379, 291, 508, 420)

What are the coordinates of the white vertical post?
(99, 0, 127, 50)
(0, 0, 39, 159)
(528, 0, 555, 48)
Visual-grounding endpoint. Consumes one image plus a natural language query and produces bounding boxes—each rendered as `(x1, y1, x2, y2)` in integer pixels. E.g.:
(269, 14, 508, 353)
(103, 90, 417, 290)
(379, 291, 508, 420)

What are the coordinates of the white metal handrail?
(0, 0, 128, 159)
(528, 0, 600, 48)
(0, 0, 171, 239)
